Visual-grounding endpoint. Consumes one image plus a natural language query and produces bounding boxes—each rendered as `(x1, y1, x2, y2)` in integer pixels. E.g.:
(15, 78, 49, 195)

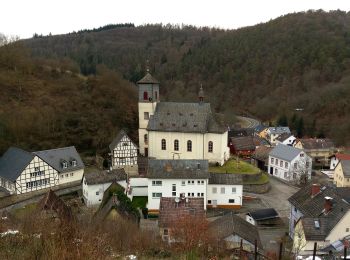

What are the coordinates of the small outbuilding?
(246, 208, 279, 226)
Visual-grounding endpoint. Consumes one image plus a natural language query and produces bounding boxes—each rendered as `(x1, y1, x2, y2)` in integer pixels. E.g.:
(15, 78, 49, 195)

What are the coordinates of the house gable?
(111, 133, 138, 167)
(326, 210, 350, 243)
(15, 155, 59, 194)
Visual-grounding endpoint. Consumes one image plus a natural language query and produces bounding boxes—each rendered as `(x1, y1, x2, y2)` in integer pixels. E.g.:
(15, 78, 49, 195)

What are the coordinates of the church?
(137, 72, 229, 165)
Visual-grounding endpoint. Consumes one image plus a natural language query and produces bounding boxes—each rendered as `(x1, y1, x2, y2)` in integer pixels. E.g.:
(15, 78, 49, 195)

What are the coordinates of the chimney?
(324, 196, 333, 214)
(311, 184, 321, 197)
(165, 163, 172, 172)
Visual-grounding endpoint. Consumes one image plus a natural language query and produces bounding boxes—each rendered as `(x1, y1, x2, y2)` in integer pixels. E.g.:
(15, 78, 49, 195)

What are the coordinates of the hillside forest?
(1, 10, 350, 156)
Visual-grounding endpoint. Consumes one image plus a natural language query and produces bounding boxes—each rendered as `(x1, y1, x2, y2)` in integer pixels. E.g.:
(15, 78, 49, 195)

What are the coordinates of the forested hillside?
(0, 40, 137, 155)
(2, 9, 350, 156)
(23, 10, 350, 145)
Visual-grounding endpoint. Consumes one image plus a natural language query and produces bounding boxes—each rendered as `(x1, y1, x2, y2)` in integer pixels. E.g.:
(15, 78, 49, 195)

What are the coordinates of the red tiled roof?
(158, 197, 205, 228)
(335, 153, 350, 161)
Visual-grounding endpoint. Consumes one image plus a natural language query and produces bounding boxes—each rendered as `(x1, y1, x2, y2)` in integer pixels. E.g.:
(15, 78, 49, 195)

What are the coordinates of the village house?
(137, 72, 229, 165)
(158, 197, 205, 242)
(255, 125, 268, 139)
(251, 146, 273, 172)
(266, 127, 291, 145)
(268, 144, 312, 183)
(207, 173, 243, 209)
(294, 138, 336, 168)
(333, 160, 350, 187)
(330, 153, 350, 170)
(0, 146, 84, 195)
(82, 169, 127, 207)
(229, 136, 256, 157)
(109, 130, 138, 175)
(275, 133, 296, 146)
(210, 211, 262, 252)
(288, 184, 350, 256)
(94, 182, 140, 223)
(147, 159, 208, 214)
(146, 159, 243, 214)
(228, 128, 254, 138)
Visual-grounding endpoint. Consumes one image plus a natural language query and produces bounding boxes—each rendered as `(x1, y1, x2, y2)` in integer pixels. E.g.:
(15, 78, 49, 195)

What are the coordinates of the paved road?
(0, 185, 81, 213)
(245, 177, 299, 218)
(236, 116, 261, 129)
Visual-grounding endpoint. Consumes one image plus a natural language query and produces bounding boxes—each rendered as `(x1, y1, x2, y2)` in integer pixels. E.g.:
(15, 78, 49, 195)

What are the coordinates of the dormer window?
(71, 159, 77, 167)
(62, 161, 68, 169)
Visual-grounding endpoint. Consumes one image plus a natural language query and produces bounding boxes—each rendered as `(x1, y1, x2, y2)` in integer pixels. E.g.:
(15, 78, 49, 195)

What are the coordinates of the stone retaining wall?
(243, 182, 270, 194)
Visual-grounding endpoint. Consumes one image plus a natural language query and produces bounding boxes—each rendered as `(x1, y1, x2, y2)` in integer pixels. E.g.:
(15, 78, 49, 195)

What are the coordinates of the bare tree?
(290, 156, 312, 186)
(0, 33, 20, 46)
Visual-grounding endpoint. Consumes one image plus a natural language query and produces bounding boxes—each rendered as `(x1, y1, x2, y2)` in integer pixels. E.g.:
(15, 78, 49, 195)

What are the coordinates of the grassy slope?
(209, 158, 260, 174)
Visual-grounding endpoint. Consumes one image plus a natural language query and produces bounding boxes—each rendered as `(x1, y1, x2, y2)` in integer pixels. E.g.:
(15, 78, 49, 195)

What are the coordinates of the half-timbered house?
(109, 130, 138, 175)
(0, 146, 84, 195)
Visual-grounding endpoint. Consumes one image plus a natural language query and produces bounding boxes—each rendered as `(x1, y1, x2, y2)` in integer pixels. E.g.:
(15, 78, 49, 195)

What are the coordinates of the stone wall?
(243, 182, 270, 193)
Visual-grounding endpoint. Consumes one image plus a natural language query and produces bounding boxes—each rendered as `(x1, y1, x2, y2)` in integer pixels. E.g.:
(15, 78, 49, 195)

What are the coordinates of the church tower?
(137, 71, 159, 156)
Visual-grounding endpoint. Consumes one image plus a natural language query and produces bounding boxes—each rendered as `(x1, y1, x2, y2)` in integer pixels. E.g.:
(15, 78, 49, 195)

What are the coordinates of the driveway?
(244, 177, 299, 253)
(245, 176, 299, 218)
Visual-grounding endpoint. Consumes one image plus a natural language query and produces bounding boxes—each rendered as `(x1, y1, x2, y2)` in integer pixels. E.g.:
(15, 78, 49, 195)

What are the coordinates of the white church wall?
(148, 131, 228, 165)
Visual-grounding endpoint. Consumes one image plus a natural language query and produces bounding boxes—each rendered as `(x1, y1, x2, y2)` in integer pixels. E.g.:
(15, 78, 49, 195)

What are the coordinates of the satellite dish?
(174, 197, 180, 203)
(149, 97, 153, 102)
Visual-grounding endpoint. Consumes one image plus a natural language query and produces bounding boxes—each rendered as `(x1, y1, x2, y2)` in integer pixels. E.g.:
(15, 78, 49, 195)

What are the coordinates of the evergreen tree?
(296, 117, 304, 138)
(277, 114, 288, 126)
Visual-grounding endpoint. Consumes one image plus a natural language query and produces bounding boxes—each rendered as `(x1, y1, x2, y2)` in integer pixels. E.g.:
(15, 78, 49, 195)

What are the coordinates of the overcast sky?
(1, 0, 349, 39)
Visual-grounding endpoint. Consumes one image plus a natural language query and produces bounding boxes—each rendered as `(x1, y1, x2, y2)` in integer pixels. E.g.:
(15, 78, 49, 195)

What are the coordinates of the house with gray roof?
(295, 138, 336, 167)
(137, 72, 229, 165)
(266, 127, 291, 145)
(268, 144, 312, 183)
(109, 129, 138, 175)
(275, 133, 296, 146)
(288, 183, 350, 256)
(82, 169, 127, 207)
(0, 146, 84, 195)
(333, 160, 350, 188)
(146, 159, 243, 214)
(210, 212, 262, 252)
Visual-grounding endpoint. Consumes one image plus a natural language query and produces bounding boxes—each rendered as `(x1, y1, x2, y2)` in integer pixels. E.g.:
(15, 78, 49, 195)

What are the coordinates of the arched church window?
(174, 140, 179, 151)
(161, 139, 166, 150)
(187, 140, 192, 152)
(208, 141, 213, 153)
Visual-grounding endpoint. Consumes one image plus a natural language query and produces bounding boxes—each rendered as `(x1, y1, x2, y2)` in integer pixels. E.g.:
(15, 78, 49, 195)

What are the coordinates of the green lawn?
(131, 196, 148, 209)
(209, 158, 260, 174)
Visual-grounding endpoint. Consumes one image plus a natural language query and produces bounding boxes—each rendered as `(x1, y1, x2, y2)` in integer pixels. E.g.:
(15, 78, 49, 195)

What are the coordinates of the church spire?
(198, 84, 204, 103)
